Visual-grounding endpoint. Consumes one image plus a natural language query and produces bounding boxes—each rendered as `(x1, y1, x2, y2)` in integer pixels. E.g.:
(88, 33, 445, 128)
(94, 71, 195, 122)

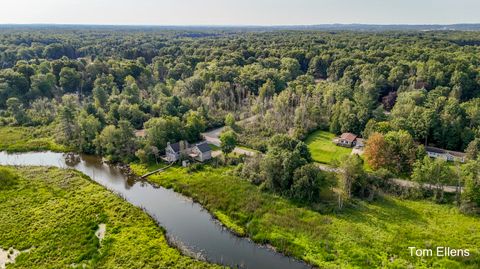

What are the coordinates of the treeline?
(237, 134, 392, 210)
(1, 28, 480, 158)
(1, 28, 480, 212)
(238, 134, 334, 204)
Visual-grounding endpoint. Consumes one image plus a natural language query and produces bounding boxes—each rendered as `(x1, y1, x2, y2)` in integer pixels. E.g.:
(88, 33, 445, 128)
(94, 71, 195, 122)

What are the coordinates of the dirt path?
(202, 115, 258, 156)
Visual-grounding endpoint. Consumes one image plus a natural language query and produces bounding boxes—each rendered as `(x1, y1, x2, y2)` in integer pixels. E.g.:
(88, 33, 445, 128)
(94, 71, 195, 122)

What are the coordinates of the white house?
(425, 146, 466, 163)
(188, 142, 212, 162)
(165, 140, 212, 163)
(165, 141, 189, 162)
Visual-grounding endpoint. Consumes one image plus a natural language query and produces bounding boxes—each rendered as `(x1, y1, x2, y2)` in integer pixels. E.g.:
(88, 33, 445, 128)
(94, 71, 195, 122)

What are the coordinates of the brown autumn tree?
(364, 132, 391, 170)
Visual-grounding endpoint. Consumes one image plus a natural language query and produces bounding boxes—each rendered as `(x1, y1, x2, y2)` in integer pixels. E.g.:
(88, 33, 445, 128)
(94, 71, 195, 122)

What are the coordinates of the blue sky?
(1, 0, 479, 25)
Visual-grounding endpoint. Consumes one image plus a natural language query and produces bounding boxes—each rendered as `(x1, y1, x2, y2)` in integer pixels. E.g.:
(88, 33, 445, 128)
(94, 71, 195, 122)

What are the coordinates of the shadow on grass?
(334, 197, 427, 228)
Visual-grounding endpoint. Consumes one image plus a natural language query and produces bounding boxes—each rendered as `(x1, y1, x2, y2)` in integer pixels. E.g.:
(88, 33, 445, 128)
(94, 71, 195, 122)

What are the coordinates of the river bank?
(0, 166, 218, 268)
(0, 151, 309, 269)
(1, 126, 479, 268)
(132, 164, 480, 268)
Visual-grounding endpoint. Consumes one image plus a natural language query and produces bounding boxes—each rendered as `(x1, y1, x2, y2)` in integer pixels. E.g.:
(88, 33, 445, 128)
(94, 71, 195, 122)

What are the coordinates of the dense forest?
(1, 27, 480, 205)
(2, 26, 480, 268)
(2, 28, 480, 148)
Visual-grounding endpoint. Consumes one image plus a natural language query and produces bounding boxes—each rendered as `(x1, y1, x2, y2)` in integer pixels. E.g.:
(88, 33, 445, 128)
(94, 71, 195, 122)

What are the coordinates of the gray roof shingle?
(169, 142, 180, 153)
(196, 142, 211, 153)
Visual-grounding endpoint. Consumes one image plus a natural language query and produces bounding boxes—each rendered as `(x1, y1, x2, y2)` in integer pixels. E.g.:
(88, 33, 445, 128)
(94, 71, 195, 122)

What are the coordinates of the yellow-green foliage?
(305, 130, 352, 164)
(0, 167, 18, 190)
(0, 126, 68, 152)
(0, 166, 219, 269)
(213, 210, 246, 236)
(130, 162, 167, 178)
(134, 165, 480, 269)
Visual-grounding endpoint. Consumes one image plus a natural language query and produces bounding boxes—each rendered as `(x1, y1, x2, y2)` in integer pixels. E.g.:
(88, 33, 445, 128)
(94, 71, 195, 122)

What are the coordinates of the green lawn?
(305, 130, 352, 164)
(207, 143, 259, 154)
(208, 143, 221, 151)
(0, 166, 218, 269)
(131, 165, 480, 269)
(237, 145, 261, 153)
(0, 126, 68, 152)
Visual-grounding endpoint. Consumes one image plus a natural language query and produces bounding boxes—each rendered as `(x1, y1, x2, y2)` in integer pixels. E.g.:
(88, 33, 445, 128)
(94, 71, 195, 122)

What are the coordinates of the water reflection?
(0, 151, 310, 269)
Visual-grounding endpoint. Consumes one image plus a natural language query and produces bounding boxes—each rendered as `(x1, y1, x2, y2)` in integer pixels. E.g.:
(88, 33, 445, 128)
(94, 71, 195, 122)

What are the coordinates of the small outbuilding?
(354, 138, 365, 149)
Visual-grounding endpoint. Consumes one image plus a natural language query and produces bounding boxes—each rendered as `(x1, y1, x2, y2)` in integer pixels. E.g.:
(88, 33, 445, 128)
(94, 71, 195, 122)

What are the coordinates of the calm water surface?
(0, 151, 310, 269)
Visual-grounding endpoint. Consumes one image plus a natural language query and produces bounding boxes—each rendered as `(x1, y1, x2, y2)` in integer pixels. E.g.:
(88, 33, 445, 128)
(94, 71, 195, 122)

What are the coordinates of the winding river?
(0, 151, 310, 269)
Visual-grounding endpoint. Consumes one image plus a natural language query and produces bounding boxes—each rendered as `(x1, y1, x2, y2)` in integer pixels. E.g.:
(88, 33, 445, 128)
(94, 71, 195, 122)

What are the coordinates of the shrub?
(0, 168, 19, 190)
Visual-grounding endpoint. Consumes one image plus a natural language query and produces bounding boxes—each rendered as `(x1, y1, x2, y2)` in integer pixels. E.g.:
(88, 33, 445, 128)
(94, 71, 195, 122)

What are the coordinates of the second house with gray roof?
(165, 140, 212, 163)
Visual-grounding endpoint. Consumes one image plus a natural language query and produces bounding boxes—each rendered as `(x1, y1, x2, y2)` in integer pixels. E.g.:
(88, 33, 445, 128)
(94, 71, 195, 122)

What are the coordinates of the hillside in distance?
(1, 23, 480, 32)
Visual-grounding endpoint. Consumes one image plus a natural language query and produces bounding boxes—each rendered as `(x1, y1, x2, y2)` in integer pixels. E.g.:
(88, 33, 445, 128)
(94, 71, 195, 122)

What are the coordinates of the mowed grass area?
(133, 165, 480, 269)
(305, 130, 352, 164)
(208, 143, 221, 151)
(0, 126, 68, 152)
(0, 166, 219, 269)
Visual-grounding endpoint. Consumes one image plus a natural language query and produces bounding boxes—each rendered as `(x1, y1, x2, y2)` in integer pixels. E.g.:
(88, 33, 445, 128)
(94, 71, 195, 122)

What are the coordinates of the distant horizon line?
(1, 22, 480, 27)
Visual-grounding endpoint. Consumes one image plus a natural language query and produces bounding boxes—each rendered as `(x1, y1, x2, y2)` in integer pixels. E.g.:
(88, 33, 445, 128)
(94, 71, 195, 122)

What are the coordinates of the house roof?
(195, 142, 211, 153)
(340, 133, 357, 143)
(425, 146, 445, 154)
(168, 142, 181, 153)
(425, 146, 465, 157)
(448, 151, 466, 157)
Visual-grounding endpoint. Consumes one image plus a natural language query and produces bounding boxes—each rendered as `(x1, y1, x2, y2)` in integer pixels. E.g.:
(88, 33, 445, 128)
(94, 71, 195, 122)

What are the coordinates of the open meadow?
(0, 166, 218, 269)
(132, 165, 480, 269)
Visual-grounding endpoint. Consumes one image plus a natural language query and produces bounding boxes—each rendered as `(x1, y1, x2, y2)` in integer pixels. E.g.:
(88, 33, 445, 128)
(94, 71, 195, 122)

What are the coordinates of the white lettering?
(409, 247, 433, 256)
(437, 246, 444, 256)
(412, 247, 470, 257)
(409, 247, 416, 256)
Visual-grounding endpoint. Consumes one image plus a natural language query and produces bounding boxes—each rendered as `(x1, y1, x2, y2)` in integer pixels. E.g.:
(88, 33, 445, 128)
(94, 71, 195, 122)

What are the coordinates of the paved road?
(391, 177, 462, 193)
(202, 126, 223, 147)
(314, 163, 462, 193)
(202, 115, 258, 157)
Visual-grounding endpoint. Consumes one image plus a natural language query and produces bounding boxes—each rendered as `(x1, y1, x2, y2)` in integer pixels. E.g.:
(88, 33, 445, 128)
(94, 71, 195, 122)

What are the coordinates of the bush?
(292, 163, 330, 203)
(0, 168, 18, 190)
(187, 163, 204, 173)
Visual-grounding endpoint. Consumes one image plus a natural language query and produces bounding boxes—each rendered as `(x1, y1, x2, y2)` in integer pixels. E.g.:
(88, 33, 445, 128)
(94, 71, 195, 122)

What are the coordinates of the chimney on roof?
(180, 140, 187, 152)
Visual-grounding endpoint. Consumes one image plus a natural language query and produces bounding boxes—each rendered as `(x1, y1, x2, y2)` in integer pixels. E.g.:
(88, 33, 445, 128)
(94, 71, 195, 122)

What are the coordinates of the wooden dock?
(140, 162, 174, 179)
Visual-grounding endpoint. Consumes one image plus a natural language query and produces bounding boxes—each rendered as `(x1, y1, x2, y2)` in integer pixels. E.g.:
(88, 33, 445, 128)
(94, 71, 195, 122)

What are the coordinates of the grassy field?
(132, 165, 480, 269)
(0, 166, 219, 269)
(305, 130, 352, 164)
(0, 126, 68, 152)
